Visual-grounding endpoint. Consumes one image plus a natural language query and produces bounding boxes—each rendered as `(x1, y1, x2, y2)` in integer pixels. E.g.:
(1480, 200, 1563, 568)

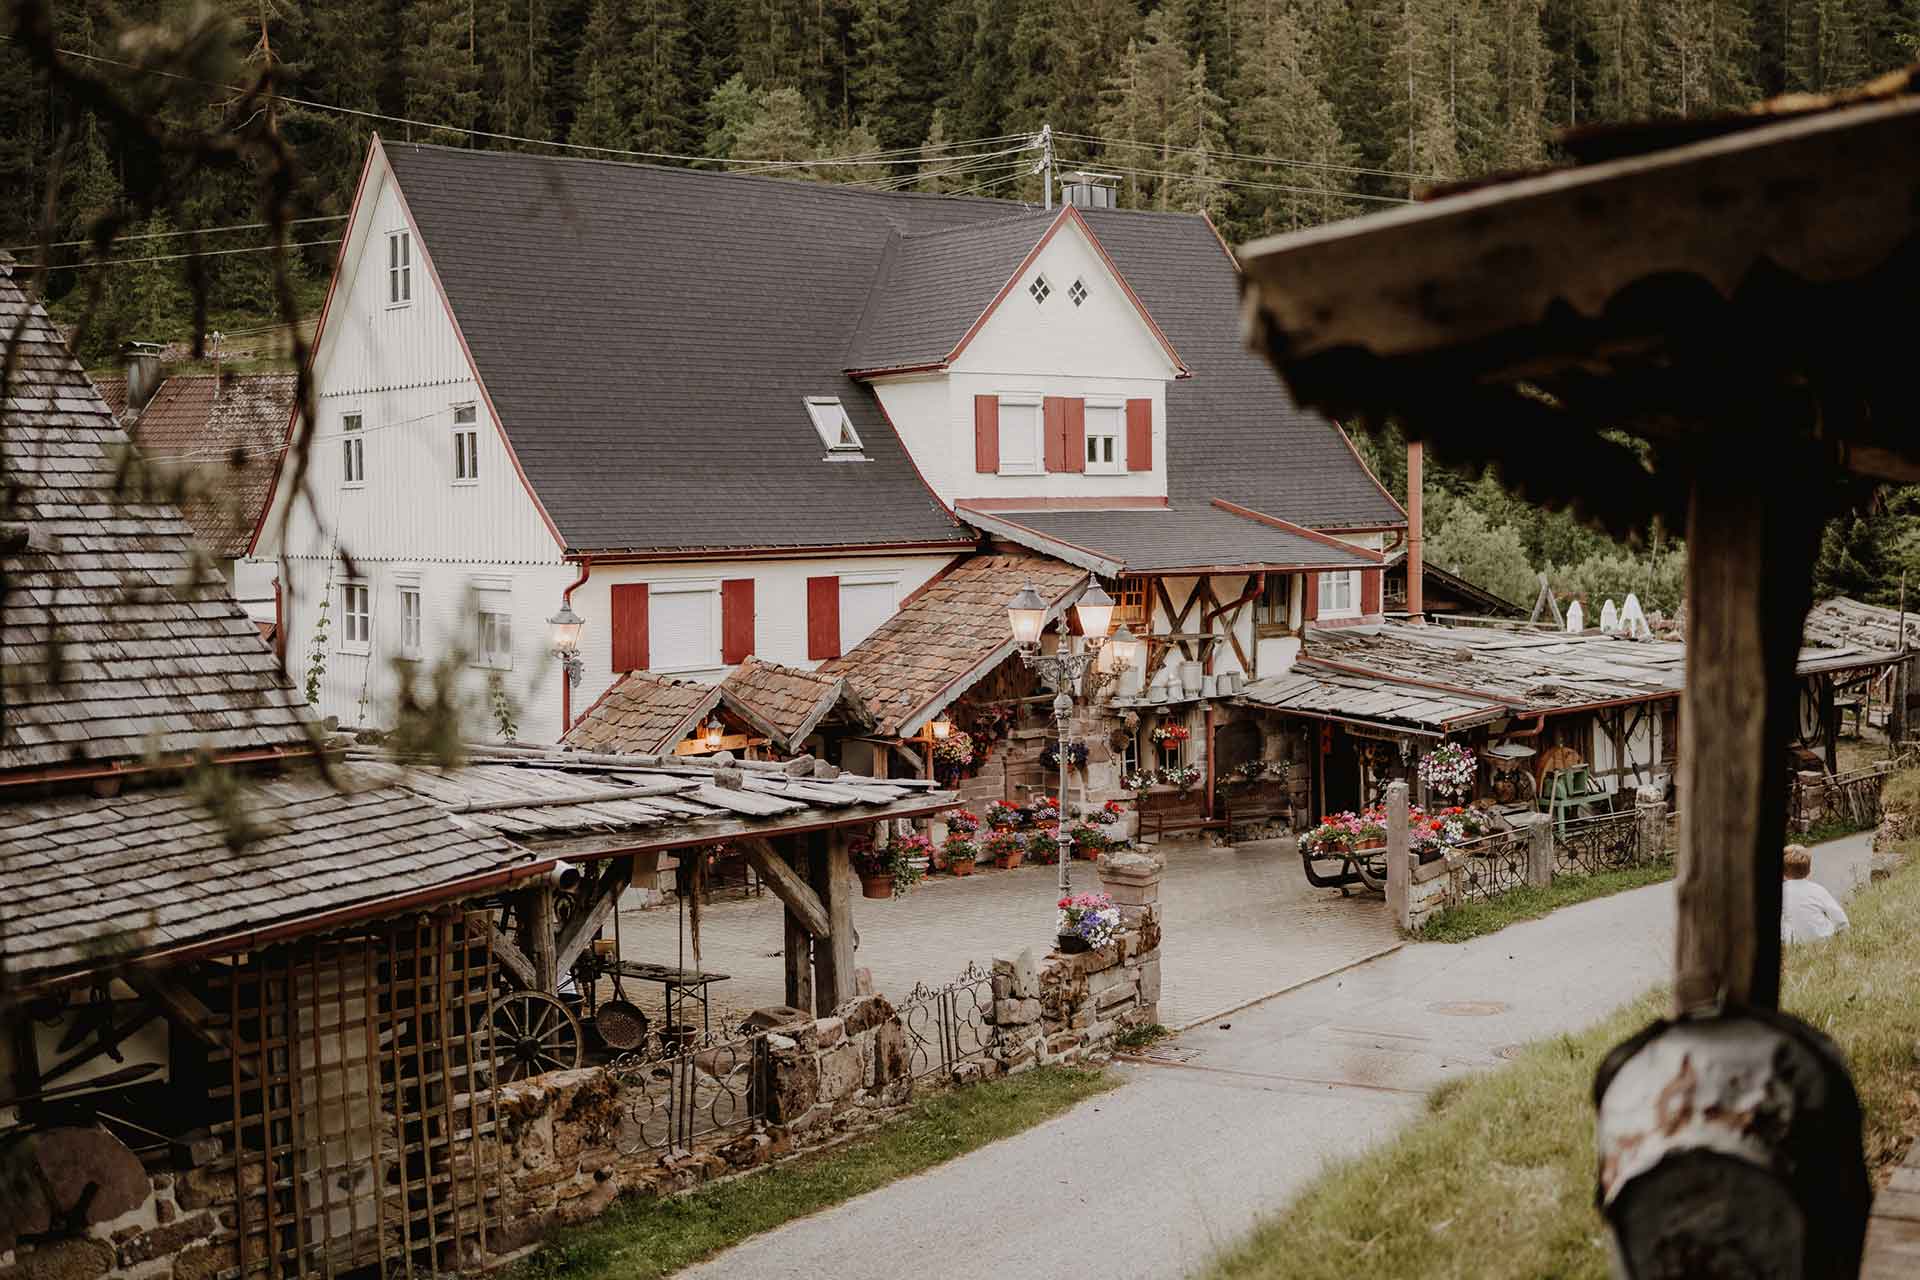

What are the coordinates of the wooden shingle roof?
(562, 673, 721, 756)
(132, 372, 295, 558)
(820, 551, 1089, 736)
(721, 657, 873, 750)
(0, 261, 311, 771)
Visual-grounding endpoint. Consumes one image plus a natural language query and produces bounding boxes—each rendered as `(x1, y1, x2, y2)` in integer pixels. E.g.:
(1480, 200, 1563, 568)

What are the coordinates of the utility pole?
(1034, 123, 1054, 211)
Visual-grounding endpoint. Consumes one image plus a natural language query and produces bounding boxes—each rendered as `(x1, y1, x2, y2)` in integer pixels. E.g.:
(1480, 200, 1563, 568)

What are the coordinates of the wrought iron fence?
(608, 1029, 769, 1156)
(1448, 827, 1530, 904)
(1554, 810, 1644, 876)
(1819, 764, 1893, 830)
(898, 961, 1000, 1082)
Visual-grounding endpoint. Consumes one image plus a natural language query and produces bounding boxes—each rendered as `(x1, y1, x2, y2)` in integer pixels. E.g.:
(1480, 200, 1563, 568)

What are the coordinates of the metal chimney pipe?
(1406, 440, 1425, 622)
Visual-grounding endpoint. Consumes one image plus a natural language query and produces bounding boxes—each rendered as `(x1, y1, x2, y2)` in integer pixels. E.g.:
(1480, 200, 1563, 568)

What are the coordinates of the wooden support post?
(1673, 466, 1824, 1015)
(807, 829, 857, 1015)
(781, 836, 813, 1010)
(553, 858, 633, 980)
(1821, 676, 1839, 774)
(525, 883, 559, 992)
(739, 837, 830, 937)
(1385, 780, 1410, 929)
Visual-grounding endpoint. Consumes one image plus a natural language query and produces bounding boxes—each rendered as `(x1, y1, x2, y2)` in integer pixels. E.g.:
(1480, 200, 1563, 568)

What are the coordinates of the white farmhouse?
(256, 138, 1404, 772)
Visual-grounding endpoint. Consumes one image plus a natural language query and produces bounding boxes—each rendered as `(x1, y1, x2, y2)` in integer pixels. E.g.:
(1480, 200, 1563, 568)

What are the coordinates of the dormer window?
(1028, 274, 1051, 305)
(805, 397, 865, 457)
(1069, 278, 1089, 306)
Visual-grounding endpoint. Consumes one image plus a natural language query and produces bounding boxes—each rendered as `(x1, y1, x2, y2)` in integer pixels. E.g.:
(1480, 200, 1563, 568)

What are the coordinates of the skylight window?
(1028, 274, 1051, 305)
(806, 397, 865, 455)
(1069, 278, 1089, 306)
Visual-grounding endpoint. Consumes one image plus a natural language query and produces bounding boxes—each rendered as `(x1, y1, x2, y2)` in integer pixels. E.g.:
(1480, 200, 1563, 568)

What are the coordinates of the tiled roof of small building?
(721, 657, 873, 750)
(820, 551, 1089, 736)
(0, 763, 523, 986)
(133, 372, 295, 558)
(91, 373, 129, 421)
(562, 672, 721, 756)
(0, 262, 312, 771)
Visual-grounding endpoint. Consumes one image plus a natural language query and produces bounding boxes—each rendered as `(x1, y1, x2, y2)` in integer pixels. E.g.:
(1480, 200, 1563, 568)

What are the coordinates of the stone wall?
(983, 850, 1164, 1065)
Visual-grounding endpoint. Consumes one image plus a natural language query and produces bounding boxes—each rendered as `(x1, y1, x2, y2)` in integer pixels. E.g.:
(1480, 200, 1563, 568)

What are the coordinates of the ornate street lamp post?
(1005, 580, 1116, 894)
(548, 599, 586, 730)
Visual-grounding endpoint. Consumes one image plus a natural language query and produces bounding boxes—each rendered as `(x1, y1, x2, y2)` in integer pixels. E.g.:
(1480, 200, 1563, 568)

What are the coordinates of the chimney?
(1406, 440, 1425, 622)
(1061, 171, 1119, 210)
(123, 342, 166, 414)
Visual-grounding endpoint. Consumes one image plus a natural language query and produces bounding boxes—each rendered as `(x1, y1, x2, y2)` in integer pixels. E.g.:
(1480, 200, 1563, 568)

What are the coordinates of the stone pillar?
(1634, 784, 1669, 865)
(1097, 849, 1164, 1022)
(1386, 781, 1410, 929)
(1794, 770, 1824, 834)
(1521, 812, 1554, 888)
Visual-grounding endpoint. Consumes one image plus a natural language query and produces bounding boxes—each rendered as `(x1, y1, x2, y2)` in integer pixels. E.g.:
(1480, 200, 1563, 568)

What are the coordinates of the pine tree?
(1651, 0, 1756, 114)
(570, 0, 632, 150)
(302, 0, 391, 197)
(1784, 0, 1870, 90)
(915, 107, 956, 191)
(1587, 0, 1656, 119)
(404, 0, 483, 144)
(1230, 2, 1356, 235)
(817, 120, 884, 182)
(629, 0, 695, 154)
(1160, 52, 1232, 216)
(848, 0, 915, 150)
(483, 0, 555, 143)
(1095, 9, 1200, 208)
(1486, 0, 1551, 170)
(730, 84, 819, 166)
(703, 72, 761, 157)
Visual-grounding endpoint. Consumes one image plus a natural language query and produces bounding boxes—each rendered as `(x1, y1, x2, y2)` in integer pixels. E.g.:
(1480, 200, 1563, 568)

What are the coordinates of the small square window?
(340, 583, 371, 654)
(387, 231, 411, 306)
(341, 413, 364, 486)
(1068, 278, 1089, 306)
(1028, 274, 1051, 305)
(399, 587, 423, 658)
(453, 404, 479, 482)
(804, 397, 864, 454)
(1084, 402, 1123, 474)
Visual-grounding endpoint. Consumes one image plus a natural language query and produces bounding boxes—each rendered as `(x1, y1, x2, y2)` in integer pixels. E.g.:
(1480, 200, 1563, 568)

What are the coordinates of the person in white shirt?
(1780, 844, 1849, 944)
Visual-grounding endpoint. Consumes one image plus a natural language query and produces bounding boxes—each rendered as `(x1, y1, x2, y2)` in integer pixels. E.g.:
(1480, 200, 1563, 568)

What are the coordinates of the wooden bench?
(1135, 786, 1229, 844)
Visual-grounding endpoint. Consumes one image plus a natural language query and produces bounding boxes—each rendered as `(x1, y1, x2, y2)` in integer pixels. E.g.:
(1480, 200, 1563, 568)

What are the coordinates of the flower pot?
(1057, 933, 1091, 954)
(949, 858, 976, 877)
(1180, 660, 1204, 697)
(859, 873, 895, 899)
(995, 850, 1025, 870)
(907, 855, 931, 876)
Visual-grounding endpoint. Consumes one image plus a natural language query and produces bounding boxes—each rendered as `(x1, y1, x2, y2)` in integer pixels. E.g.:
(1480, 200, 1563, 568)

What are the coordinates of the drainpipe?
(271, 575, 285, 662)
(560, 557, 593, 735)
(1407, 441, 1425, 622)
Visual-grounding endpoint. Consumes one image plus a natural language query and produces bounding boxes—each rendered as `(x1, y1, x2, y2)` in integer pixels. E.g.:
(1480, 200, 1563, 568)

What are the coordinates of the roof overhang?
(892, 574, 1093, 740)
(954, 501, 1385, 578)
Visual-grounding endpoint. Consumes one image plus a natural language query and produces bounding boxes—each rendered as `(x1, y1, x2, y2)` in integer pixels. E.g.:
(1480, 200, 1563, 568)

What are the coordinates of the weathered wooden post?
(1385, 781, 1410, 929)
(806, 827, 857, 1014)
(1632, 785, 1667, 865)
(1521, 812, 1553, 889)
(1594, 459, 1871, 1277)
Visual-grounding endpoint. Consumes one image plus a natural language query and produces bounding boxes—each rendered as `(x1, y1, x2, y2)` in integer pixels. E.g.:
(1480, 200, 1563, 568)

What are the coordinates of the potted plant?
(1122, 769, 1158, 794)
(1026, 827, 1061, 863)
(894, 831, 934, 878)
(1039, 742, 1089, 773)
(985, 799, 1024, 832)
(1418, 741, 1479, 803)
(945, 834, 979, 876)
(983, 829, 1026, 870)
(1149, 723, 1191, 755)
(1161, 763, 1202, 792)
(932, 730, 978, 785)
(946, 808, 981, 836)
(851, 832, 926, 899)
(1056, 891, 1122, 954)
(1028, 794, 1061, 826)
(1067, 822, 1109, 860)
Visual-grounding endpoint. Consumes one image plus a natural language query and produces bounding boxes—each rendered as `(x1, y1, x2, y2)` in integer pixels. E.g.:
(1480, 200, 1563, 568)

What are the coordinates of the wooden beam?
(1673, 459, 1824, 1014)
(807, 829, 857, 1015)
(487, 919, 538, 991)
(126, 971, 256, 1079)
(781, 836, 813, 1010)
(553, 859, 633, 979)
(522, 884, 558, 991)
(739, 837, 830, 938)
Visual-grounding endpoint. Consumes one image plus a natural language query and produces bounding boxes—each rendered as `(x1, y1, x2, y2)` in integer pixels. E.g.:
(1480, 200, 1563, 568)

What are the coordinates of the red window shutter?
(1125, 399, 1153, 471)
(1062, 398, 1087, 473)
(611, 583, 649, 672)
(721, 578, 755, 664)
(807, 575, 841, 660)
(1301, 573, 1318, 623)
(1043, 396, 1067, 472)
(1360, 568, 1382, 616)
(973, 396, 999, 473)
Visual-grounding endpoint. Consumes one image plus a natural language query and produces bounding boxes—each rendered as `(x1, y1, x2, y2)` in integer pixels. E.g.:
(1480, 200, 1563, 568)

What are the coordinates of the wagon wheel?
(1797, 684, 1825, 745)
(490, 992, 583, 1083)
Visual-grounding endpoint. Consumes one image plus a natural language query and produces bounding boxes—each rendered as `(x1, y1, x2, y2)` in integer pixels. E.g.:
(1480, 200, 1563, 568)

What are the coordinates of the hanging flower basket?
(1419, 741, 1479, 800)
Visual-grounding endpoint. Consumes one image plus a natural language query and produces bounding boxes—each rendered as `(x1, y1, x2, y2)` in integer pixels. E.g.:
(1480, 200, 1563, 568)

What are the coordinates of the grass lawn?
(502, 1066, 1116, 1280)
(1205, 855, 1920, 1280)
(1414, 863, 1676, 944)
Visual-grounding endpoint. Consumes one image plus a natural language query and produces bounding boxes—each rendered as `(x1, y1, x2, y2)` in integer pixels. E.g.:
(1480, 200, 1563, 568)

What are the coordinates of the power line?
(5, 214, 347, 255)
(17, 237, 341, 270)
(1056, 130, 1440, 184)
(1091, 161, 1415, 205)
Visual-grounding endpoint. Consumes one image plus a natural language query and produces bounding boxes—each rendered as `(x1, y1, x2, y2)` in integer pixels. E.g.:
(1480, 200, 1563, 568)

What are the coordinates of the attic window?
(1069, 278, 1089, 306)
(805, 397, 865, 455)
(1028, 274, 1051, 305)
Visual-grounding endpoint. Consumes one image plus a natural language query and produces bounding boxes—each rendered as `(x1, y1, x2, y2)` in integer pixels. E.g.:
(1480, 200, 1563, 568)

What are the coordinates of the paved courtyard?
(610, 837, 1399, 1032)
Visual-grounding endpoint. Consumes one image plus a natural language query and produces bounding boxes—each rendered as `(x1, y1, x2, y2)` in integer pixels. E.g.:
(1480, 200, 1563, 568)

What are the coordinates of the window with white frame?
(340, 583, 371, 654)
(453, 404, 479, 482)
(1318, 570, 1359, 618)
(650, 582, 720, 672)
(398, 587, 423, 659)
(997, 395, 1044, 474)
(476, 596, 513, 669)
(387, 230, 411, 305)
(839, 577, 898, 652)
(341, 413, 365, 486)
(1084, 401, 1123, 473)
(804, 397, 864, 455)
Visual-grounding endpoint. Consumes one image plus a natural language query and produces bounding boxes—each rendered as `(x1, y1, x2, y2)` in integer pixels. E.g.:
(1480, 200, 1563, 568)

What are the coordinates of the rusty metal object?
(1594, 1008, 1870, 1278)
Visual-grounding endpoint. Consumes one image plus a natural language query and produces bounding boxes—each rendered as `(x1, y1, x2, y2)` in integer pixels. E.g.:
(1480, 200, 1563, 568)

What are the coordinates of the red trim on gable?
(1058, 206, 1192, 378)
(867, 385, 958, 523)
(1333, 424, 1410, 524)
(1210, 499, 1387, 562)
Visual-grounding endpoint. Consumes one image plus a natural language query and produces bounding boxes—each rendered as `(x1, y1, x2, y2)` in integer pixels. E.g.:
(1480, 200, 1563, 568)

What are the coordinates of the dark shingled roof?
(846, 215, 1052, 373)
(0, 266, 312, 771)
(133, 372, 295, 558)
(378, 145, 1403, 552)
(820, 551, 1089, 736)
(1, 764, 521, 984)
(958, 502, 1382, 576)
